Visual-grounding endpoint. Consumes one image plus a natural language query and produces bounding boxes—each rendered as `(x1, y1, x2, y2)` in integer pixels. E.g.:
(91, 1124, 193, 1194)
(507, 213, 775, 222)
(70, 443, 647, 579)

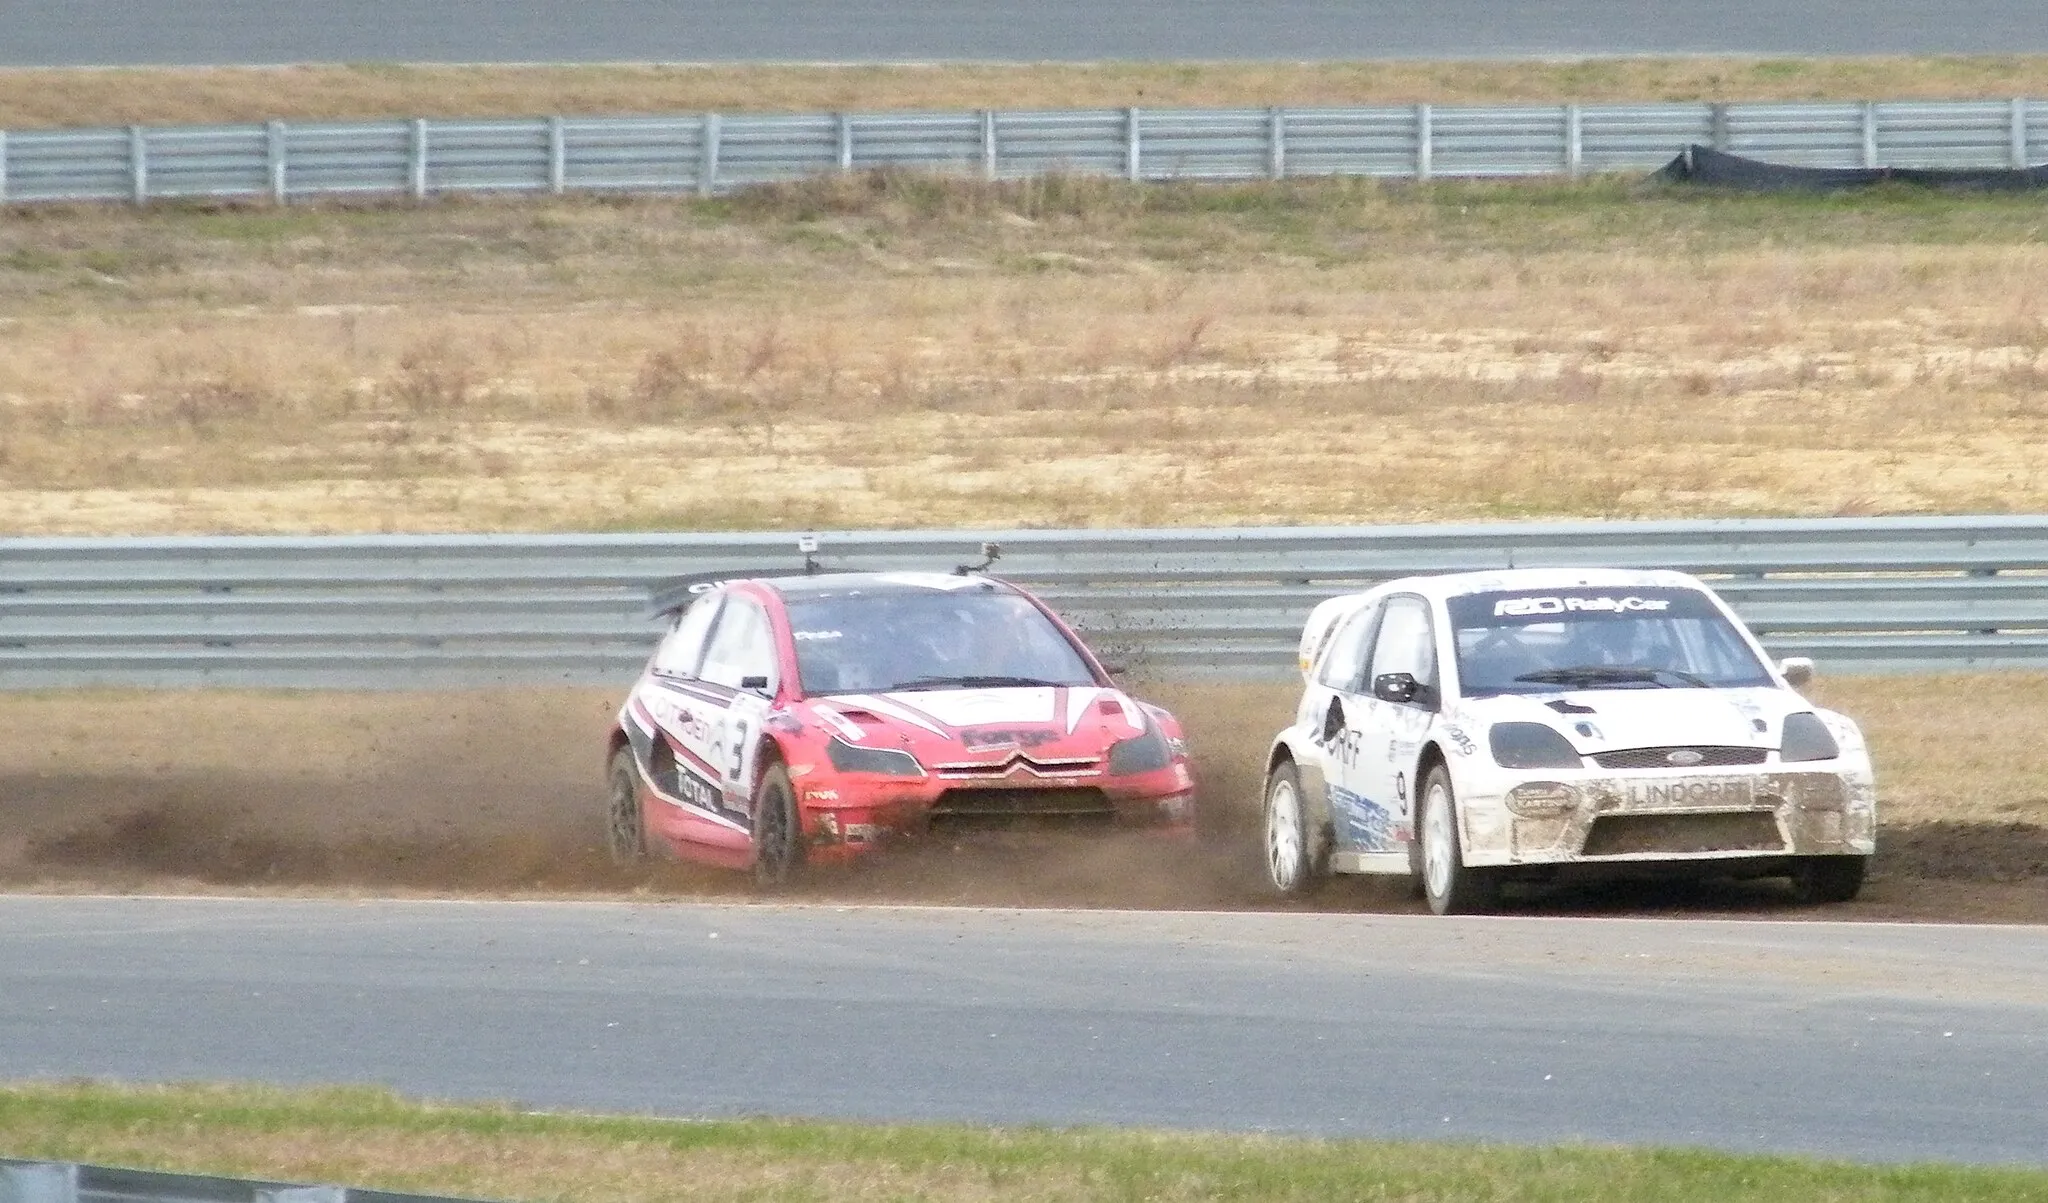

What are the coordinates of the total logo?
(1493, 595, 1672, 617)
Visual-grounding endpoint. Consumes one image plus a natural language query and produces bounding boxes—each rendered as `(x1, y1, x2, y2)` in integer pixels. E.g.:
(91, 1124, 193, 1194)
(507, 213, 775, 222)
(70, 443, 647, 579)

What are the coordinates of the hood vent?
(1546, 699, 1597, 714)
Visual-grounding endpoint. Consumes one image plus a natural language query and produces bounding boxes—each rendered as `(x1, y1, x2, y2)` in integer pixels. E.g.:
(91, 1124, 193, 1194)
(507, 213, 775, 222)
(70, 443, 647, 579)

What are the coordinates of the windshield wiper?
(886, 674, 1071, 692)
(1514, 665, 1710, 689)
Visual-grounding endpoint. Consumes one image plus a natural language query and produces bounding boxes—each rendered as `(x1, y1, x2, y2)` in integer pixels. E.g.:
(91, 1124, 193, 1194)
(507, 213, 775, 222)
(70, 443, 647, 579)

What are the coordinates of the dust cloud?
(3, 684, 2041, 921)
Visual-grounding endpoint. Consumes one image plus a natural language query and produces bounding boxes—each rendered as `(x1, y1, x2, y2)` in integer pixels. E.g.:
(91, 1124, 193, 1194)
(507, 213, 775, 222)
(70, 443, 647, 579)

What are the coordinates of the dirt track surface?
(4, 685, 2045, 922)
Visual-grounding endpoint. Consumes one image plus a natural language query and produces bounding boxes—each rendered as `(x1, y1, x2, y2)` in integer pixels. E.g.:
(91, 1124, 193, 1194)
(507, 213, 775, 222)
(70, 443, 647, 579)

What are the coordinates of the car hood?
(1455, 686, 1803, 754)
(809, 685, 1149, 755)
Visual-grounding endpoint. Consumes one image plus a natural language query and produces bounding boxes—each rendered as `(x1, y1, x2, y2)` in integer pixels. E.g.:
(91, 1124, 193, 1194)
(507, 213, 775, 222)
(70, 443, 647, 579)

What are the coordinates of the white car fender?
(1427, 712, 1517, 862)
(1268, 727, 1336, 845)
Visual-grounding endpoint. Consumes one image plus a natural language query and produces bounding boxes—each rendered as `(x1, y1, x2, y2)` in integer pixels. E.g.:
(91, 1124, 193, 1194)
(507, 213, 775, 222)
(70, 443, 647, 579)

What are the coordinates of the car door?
(1353, 593, 1441, 852)
(692, 592, 781, 854)
(1302, 601, 1385, 854)
(634, 589, 733, 851)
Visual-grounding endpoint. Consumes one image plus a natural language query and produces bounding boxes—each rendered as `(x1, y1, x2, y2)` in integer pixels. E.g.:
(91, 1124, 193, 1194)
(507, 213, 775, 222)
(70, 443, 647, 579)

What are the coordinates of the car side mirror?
(1373, 672, 1419, 704)
(740, 674, 771, 693)
(1778, 657, 1815, 687)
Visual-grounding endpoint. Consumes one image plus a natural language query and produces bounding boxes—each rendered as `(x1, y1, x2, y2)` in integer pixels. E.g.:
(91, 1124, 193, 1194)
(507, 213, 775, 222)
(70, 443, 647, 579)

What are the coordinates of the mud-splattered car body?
(607, 571, 1195, 882)
(1262, 568, 1876, 913)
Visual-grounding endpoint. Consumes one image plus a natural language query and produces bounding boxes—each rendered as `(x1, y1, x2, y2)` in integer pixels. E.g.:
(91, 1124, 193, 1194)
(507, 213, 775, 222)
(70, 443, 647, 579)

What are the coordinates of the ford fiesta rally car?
(608, 568, 1196, 883)
(1262, 568, 1876, 914)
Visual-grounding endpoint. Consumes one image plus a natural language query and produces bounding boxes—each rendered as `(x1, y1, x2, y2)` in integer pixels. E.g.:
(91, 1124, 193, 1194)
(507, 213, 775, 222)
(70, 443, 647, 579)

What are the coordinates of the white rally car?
(1262, 568, 1876, 914)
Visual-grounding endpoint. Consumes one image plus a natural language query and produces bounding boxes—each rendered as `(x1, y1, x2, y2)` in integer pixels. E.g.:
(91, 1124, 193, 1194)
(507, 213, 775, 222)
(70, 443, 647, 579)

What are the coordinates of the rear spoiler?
(644, 538, 1007, 618)
(647, 568, 804, 617)
(1297, 593, 1375, 679)
(646, 537, 825, 617)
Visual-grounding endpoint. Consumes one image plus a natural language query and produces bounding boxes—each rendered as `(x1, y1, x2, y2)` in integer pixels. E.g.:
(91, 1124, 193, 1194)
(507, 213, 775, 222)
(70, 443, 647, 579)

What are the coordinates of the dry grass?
(2, 175, 2047, 534)
(6, 58, 2048, 129)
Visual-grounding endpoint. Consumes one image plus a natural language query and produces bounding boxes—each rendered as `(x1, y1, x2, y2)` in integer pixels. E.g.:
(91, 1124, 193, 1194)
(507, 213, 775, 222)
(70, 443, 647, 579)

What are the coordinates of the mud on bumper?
(1464, 770, 1875, 867)
(799, 780, 1196, 860)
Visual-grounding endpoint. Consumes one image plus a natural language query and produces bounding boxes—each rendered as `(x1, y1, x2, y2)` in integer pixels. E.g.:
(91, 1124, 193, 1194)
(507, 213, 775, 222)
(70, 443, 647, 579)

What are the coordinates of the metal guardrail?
(0, 1158, 484, 1203)
(0, 99, 2042, 204)
(6, 517, 2048, 689)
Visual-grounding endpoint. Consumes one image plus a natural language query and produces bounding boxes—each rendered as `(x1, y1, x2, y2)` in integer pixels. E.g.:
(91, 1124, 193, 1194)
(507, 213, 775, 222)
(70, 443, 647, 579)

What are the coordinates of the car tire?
(751, 760, 804, 888)
(606, 747, 648, 864)
(1263, 758, 1326, 897)
(1419, 764, 1498, 915)
(1789, 854, 1866, 904)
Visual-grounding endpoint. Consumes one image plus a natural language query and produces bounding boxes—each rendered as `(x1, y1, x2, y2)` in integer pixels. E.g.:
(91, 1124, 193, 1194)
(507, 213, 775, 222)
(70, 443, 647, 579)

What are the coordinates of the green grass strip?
(3, 1082, 2046, 1202)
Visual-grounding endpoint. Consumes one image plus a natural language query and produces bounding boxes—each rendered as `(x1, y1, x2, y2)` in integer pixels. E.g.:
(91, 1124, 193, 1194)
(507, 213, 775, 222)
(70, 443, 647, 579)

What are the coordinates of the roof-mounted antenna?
(955, 541, 1002, 576)
(797, 534, 821, 575)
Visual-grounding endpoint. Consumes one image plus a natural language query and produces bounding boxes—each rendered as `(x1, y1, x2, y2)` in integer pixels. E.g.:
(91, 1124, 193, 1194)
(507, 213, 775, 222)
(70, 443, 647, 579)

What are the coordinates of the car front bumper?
(792, 761, 1197, 862)
(1455, 762, 1877, 869)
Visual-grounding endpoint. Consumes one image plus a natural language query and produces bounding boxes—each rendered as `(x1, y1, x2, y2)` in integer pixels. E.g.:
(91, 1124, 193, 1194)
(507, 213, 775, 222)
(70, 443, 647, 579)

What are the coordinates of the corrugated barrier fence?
(0, 98, 2042, 204)
(0, 1157, 483, 1203)
(5, 517, 2048, 689)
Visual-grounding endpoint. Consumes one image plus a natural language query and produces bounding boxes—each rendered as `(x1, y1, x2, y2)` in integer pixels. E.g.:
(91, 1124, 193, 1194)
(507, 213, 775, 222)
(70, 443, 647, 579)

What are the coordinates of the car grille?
(1593, 746, 1768, 769)
(1581, 811, 1786, 857)
(928, 787, 1114, 830)
(930, 754, 1102, 781)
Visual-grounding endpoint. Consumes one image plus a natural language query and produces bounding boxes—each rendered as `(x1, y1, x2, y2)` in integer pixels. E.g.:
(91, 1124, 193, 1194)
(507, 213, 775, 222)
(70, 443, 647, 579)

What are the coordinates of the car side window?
(1316, 605, 1380, 694)
(1367, 596, 1437, 691)
(699, 598, 777, 691)
(652, 593, 721, 678)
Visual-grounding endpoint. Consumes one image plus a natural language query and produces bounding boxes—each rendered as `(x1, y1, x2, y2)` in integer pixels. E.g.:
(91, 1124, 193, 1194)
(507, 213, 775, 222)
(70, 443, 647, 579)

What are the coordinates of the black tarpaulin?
(1655, 144, 2048, 192)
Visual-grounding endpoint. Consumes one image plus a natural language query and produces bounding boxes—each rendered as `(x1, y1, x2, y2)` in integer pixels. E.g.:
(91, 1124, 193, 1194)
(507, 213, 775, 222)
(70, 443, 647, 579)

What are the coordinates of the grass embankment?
(3, 61, 2048, 535)
(3, 1083, 2045, 1202)
(2, 175, 2046, 534)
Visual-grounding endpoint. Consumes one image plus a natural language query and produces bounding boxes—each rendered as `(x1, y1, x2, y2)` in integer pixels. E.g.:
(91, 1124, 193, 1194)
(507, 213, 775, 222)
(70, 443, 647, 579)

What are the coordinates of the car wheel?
(1263, 758, 1325, 897)
(751, 760, 804, 888)
(1419, 764, 1497, 915)
(606, 747, 647, 864)
(1789, 854, 1866, 904)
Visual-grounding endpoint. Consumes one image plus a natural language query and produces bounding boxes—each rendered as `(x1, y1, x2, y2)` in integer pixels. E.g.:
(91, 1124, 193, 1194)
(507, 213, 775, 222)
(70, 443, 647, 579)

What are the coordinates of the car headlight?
(1489, 722, 1584, 770)
(1779, 712, 1840, 763)
(825, 737, 924, 776)
(1107, 720, 1174, 776)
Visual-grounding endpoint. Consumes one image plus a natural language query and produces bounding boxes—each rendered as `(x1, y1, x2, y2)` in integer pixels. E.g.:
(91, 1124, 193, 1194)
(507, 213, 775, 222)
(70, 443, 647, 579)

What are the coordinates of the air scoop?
(1546, 699, 1598, 714)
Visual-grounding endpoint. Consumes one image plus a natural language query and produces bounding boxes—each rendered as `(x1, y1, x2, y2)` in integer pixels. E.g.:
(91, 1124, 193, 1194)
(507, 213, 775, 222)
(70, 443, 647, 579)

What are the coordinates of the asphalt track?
(4, 896, 2046, 1166)
(4, 1, 2048, 67)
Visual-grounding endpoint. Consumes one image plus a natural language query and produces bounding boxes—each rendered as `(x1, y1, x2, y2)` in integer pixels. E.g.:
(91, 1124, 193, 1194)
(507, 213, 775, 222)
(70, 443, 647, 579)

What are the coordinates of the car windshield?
(784, 586, 1097, 696)
(1447, 586, 1773, 697)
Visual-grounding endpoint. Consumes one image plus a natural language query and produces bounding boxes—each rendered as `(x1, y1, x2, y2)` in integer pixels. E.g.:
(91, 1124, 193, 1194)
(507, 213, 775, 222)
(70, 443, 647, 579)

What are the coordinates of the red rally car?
(606, 568, 1197, 883)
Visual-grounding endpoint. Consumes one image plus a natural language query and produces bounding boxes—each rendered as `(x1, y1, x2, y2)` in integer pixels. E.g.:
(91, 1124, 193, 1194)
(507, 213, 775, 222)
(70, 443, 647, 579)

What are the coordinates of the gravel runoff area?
(2, 682, 2043, 921)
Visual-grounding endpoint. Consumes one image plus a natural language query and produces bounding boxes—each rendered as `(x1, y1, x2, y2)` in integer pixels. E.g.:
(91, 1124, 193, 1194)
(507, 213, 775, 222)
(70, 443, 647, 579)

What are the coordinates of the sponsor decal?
(1317, 725, 1363, 769)
(642, 693, 712, 744)
(793, 629, 843, 641)
(1621, 778, 1757, 807)
(1492, 595, 1672, 617)
(666, 764, 724, 814)
(1328, 784, 1394, 851)
(805, 788, 840, 802)
(960, 726, 1059, 752)
(1442, 725, 1477, 756)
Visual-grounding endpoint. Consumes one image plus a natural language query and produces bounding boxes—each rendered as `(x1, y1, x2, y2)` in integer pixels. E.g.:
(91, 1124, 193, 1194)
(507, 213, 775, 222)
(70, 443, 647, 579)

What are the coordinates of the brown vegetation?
(5, 58, 2048, 130)
(2, 174, 2046, 534)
